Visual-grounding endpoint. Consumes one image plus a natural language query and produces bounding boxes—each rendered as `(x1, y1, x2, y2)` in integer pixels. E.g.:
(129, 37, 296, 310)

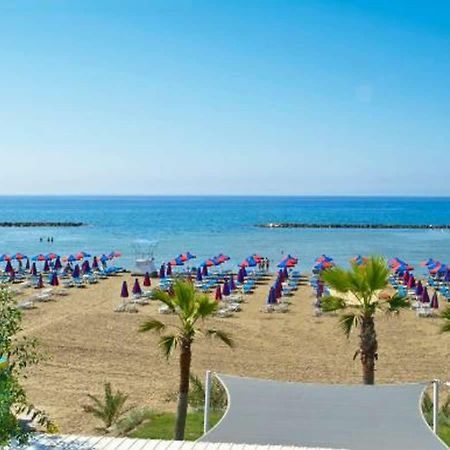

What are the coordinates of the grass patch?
(438, 423, 450, 447)
(131, 410, 223, 441)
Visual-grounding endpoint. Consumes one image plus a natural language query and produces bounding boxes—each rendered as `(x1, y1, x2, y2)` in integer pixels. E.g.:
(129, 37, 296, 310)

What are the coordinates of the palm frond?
(441, 306, 450, 321)
(152, 289, 176, 310)
(321, 268, 351, 293)
(195, 295, 218, 319)
(365, 257, 390, 292)
(159, 334, 178, 359)
(339, 313, 359, 338)
(173, 281, 196, 316)
(204, 328, 234, 348)
(139, 318, 167, 333)
(385, 293, 410, 314)
(321, 296, 347, 312)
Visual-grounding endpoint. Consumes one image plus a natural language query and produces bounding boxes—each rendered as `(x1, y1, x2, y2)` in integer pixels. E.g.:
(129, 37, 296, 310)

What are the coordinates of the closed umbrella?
(215, 285, 222, 301)
(36, 274, 44, 289)
(5, 260, 13, 273)
(132, 278, 142, 295)
(422, 287, 430, 303)
(222, 280, 231, 296)
(51, 272, 59, 286)
(196, 267, 203, 282)
(25, 257, 30, 270)
(230, 274, 236, 291)
(121, 281, 129, 298)
(267, 287, 277, 304)
(167, 262, 173, 276)
(237, 268, 245, 283)
(407, 275, 415, 289)
(430, 291, 439, 309)
(143, 272, 152, 287)
(30, 262, 37, 276)
(54, 256, 62, 270)
(202, 265, 208, 277)
(415, 280, 423, 296)
(43, 259, 50, 272)
(159, 264, 166, 279)
(92, 256, 99, 270)
(72, 264, 80, 279)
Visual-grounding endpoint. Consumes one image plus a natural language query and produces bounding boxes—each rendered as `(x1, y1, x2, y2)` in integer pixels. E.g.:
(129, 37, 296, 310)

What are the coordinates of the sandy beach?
(18, 273, 450, 435)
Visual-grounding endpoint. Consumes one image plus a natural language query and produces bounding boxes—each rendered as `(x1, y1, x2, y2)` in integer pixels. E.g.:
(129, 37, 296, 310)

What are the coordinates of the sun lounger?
(17, 299, 36, 310)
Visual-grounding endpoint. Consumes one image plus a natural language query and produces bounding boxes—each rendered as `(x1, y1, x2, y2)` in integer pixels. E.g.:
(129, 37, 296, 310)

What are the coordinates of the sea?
(1, 196, 450, 274)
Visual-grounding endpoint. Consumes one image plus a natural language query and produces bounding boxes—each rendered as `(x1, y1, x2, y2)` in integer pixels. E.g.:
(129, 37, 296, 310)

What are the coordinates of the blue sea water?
(1, 196, 450, 273)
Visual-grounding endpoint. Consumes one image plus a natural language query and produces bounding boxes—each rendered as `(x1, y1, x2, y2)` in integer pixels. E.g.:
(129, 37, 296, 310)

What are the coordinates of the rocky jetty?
(0, 222, 85, 228)
(256, 223, 450, 230)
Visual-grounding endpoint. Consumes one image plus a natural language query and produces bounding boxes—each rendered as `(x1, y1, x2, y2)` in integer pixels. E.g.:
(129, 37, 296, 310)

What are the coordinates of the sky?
(1, 0, 450, 195)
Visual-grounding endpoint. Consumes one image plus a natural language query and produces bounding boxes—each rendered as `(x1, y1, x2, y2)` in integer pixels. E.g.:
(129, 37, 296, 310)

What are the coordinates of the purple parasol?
(222, 280, 231, 296)
(159, 264, 165, 279)
(230, 274, 236, 291)
(31, 262, 37, 276)
(72, 264, 81, 279)
(196, 267, 202, 282)
(120, 281, 129, 298)
(415, 281, 423, 296)
(421, 287, 430, 303)
(215, 285, 222, 301)
(166, 262, 172, 276)
(132, 278, 142, 295)
(43, 259, 50, 272)
(430, 291, 439, 309)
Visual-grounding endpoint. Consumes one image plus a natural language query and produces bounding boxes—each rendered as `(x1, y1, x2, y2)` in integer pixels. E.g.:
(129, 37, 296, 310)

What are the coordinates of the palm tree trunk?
(359, 316, 378, 385)
(174, 337, 192, 440)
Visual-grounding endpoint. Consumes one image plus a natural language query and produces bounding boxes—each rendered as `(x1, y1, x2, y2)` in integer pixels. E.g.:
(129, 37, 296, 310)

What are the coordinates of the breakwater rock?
(256, 223, 450, 230)
(0, 222, 85, 228)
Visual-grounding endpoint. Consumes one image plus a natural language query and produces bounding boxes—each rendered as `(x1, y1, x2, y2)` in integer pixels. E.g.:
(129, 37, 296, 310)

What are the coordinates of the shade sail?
(201, 375, 445, 450)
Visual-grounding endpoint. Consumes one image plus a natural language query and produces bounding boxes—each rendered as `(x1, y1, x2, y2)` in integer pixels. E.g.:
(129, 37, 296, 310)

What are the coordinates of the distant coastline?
(256, 223, 450, 230)
(0, 222, 85, 228)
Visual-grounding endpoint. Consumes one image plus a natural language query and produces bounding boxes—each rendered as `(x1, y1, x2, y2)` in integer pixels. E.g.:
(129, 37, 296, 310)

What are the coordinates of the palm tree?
(139, 280, 233, 440)
(321, 256, 409, 385)
(440, 306, 450, 333)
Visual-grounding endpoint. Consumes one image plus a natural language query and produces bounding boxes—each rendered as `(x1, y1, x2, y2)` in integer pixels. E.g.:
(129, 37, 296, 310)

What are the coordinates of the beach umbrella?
(132, 278, 142, 295)
(92, 256, 99, 270)
(5, 260, 13, 273)
(51, 272, 59, 286)
(275, 280, 282, 299)
(66, 254, 77, 263)
(237, 268, 245, 283)
(54, 256, 62, 270)
(431, 291, 439, 309)
(25, 258, 30, 270)
(159, 264, 166, 279)
(215, 285, 222, 301)
(109, 251, 122, 258)
(36, 274, 44, 289)
(196, 267, 203, 282)
(222, 280, 231, 296)
(82, 260, 91, 274)
(32, 254, 46, 262)
(43, 259, 50, 272)
(229, 274, 236, 291)
(120, 281, 129, 298)
(75, 251, 87, 260)
(420, 258, 435, 267)
(217, 254, 230, 263)
(180, 252, 196, 262)
(0, 254, 12, 262)
(421, 287, 430, 303)
(12, 252, 27, 261)
(167, 262, 173, 276)
(407, 275, 416, 289)
(72, 264, 80, 279)
(202, 259, 215, 268)
(143, 272, 152, 287)
(30, 262, 37, 276)
(46, 252, 58, 260)
(445, 271, 450, 282)
(267, 287, 277, 305)
(241, 266, 247, 277)
(415, 280, 423, 296)
(403, 271, 410, 283)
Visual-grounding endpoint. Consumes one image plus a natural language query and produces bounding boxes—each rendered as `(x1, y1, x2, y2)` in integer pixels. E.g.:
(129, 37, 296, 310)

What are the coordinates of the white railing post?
(203, 370, 212, 434)
(433, 379, 440, 434)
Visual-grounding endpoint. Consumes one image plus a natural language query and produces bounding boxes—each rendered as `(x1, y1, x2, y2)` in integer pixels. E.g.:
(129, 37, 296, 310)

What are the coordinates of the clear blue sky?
(1, 0, 450, 195)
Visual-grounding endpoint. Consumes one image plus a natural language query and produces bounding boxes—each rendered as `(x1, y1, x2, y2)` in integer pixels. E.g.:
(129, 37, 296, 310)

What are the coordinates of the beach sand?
(18, 274, 450, 434)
